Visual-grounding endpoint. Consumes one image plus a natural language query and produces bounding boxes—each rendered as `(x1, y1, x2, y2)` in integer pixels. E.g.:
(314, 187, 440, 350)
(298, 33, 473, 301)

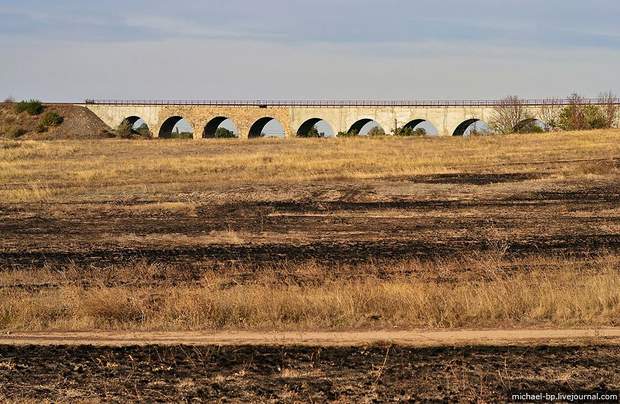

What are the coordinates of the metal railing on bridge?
(84, 98, 620, 107)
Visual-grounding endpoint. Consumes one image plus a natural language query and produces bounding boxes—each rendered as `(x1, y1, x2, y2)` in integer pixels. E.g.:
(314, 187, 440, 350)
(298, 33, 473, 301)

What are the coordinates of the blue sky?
(1, 0, 619, 101)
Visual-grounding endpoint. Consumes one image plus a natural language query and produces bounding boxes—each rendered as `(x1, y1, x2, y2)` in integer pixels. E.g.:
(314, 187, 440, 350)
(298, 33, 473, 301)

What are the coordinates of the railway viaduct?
(82, 99, 615, 139)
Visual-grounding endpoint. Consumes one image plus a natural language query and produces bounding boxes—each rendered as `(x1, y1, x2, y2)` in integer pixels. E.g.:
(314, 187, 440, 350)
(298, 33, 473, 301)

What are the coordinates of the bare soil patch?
(3, 329, 620, 347)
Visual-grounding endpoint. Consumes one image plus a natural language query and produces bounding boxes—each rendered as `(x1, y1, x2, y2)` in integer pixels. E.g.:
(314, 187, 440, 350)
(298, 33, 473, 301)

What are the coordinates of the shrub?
(6, 127, 27, 139)
(468, 128, 491, 136)
(41, 111, 64, 127)
(584, 106, 608, 129)
(134, 123, 151, 138)
(337, 130, 357, 137)
(299, 126, 324, 138)
(557, 93, 608, 131)
(116, 121, 133, 138)
(395, 127, 426, 136)
(36, 123, 48, 133)
(15, 99, 44, 116)
(367, 126, 386, 137)
(117, 121, 152, 138)
(214, 127, 237, 138)
(517, 121, 546, 134)
(558, 104, 607, 130)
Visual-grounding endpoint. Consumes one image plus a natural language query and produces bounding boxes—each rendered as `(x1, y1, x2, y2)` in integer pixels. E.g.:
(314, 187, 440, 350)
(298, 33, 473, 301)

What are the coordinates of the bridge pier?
(237, 123, 250, 140)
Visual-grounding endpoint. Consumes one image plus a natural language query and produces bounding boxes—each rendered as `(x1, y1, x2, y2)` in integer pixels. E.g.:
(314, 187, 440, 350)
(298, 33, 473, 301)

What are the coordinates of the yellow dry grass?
(0, 182, 55, 203)
(1, 255, 618, 331)
(0, 129, 619, 203)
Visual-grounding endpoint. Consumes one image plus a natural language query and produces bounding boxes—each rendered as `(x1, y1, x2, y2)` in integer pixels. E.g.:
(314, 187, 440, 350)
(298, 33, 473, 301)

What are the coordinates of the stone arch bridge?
(82, 99, 615, 139)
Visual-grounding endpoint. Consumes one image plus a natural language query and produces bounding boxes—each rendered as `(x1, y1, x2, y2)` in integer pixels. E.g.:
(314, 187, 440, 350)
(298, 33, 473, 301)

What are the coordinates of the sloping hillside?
(0, 102, 113, 140)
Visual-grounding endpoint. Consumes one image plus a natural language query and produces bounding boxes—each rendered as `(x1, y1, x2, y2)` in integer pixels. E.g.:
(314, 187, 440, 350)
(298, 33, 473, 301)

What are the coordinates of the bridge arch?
(249, 117, 286, 139)
(347, 118, 385, 136)
(297, 118, 334, 137)
(452, 118, 491, 136)
(158, 116, 194, 139)
(203, 116, 239, 138)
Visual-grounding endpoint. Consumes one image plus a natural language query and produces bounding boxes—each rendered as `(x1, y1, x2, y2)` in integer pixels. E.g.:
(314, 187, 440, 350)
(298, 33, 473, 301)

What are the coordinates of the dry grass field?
(1, 130, 620, 401)
(1, 257, 619, 331)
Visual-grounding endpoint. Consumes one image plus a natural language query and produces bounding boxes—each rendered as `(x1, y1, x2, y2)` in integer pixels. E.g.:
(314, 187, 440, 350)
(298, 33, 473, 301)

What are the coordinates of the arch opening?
(346, 119, 385, 136)
(453, 119, 492, 137)
(119, 116, 151, 137)
(297, 118, 334, 138)
(514, 118, 549, 134)
(203, 117, 239, 139)
(249, 117, 285, 138)
(400, 119, 438, 136)
(159, 116, 194, 139)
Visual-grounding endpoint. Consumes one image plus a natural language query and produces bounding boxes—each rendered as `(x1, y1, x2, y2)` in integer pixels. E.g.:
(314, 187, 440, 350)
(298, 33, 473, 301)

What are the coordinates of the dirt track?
(2, 329, 620, 347)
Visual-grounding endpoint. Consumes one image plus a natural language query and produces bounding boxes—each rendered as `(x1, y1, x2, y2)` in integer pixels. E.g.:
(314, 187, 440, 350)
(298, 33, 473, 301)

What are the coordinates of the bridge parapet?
(85, 98, 619, 107)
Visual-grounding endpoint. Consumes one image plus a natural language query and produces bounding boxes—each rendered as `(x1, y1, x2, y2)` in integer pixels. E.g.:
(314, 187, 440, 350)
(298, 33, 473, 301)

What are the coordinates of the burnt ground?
(0, 344, 618, 402)
(1, 172, 619, 272)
